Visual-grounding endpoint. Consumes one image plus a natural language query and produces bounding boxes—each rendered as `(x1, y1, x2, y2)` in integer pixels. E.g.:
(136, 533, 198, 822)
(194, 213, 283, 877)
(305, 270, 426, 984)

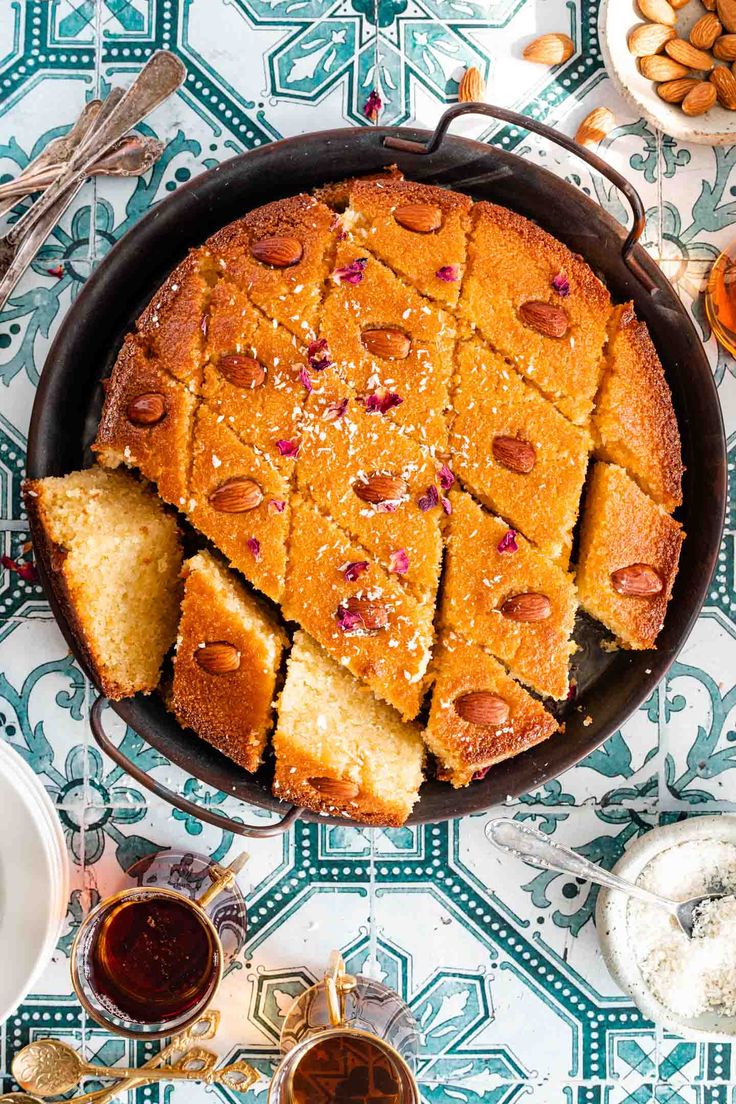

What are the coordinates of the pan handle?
(383, 102, 656, 294)
(89, 695, 301, 837)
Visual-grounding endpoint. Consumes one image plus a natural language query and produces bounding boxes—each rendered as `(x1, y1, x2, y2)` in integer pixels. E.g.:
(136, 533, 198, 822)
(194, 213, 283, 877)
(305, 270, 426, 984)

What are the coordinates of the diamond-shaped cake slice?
(450, 338, 591, 565)
(273, 630, 424, 826)
(441, 491, 577, 700)
(345, 178, 472, 307)
(593, 303, 683, 512)
(136, 249, 217, 392)
(93, 337, 196, 511)
(425, 630, 559, 788)
(459, 202, 611, 425)
(188, 405, 291, 602)
(576, 462, 684, 649)
(283, 495, 434, 720)
(319, 242, 456, 448)
(202, 279, 308, 466)
(205, 194, 336, 342)
(170, 551, 288, 773)
(297, 396, 444, 600)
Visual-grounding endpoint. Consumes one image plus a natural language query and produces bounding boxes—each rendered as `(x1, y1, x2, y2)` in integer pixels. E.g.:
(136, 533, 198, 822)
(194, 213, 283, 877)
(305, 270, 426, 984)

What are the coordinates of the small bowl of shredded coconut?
(597, 815, 736, 1039)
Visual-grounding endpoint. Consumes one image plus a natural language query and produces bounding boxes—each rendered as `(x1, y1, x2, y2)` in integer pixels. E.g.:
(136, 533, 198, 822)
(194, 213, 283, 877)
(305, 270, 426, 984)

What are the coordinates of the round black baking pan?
(27, 104, 727, 828)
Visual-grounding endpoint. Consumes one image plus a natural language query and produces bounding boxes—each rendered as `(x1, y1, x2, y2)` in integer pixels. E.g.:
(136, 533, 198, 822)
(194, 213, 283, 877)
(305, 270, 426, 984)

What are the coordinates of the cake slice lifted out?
(459, 201, 611, 425)
(93, 337, 197, 511)
(283, 495, 435, 720)
(441, 490, 577, 700)
(170, 551, 288, 773)
(576, 462, 684, 649)
(593, 303, 683, 513)
(344, 178, 472, 307)
(273, 630, 424, 826)
(205, 194, 337, 343)
(450, 337, 591, 565)
(319, 242, 456, 448)
(425, 631, 559, 788)
(23, 467, 182, 699)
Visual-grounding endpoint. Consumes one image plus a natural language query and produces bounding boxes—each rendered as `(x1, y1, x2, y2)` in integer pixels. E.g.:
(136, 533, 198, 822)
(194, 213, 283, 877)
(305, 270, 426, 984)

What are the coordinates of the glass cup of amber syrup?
(70, 852, 247, 1038)
(705, 245, 736, 356)
(269, 951, 421, 1104)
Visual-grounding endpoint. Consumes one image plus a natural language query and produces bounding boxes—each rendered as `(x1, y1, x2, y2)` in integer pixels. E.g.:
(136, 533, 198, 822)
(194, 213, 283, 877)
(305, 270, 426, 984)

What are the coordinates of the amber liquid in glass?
(705, 246, 736, 356)
(289, 1034, 404, 1104)
(87, 894, 219, 1023)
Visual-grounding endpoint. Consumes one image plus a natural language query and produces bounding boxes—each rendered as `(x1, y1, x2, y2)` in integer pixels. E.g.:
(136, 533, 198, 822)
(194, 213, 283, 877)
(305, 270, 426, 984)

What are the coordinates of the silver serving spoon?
(486, 817, 724, 938)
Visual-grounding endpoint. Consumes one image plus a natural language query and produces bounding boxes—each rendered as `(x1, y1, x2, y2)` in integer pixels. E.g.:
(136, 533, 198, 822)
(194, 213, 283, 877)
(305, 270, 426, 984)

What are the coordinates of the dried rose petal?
(201, 314, 209, 337)
(388, 549, 409, 575)
(362, 388, 403, 415)
(566, 681, 578, 702)
(363, 89, 382, 123)
(342, 560, 369, 582)
(418, 485, 439, 512)
(330, 213, 347, 241)
(441, 496, 452, 516)
(497, 528, 518, 554)
(322, 398, 349, 422)
(276, 439, 299, 458)
(436, 265, 459, 283)
(299, 366, 313, 394)
(268, 499, 286, 514)
(438, 464, 454, 491)
(336, 605, 363, 633)
(247, 537, 261, 562)
(472, 765, 492, 782)
(47, 264, 64, 279)
(334, 257, 367, 285)
(552, 271, 570, 297)
(307, 338, 333, 373)
(2, 554, 38, 583)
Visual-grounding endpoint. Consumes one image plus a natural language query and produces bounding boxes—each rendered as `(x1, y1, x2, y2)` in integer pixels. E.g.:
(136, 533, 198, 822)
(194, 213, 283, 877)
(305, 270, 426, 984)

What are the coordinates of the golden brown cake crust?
(313, 165, 404, 211)
(171, 551, 287, 772)
(593, 303, 683, 512)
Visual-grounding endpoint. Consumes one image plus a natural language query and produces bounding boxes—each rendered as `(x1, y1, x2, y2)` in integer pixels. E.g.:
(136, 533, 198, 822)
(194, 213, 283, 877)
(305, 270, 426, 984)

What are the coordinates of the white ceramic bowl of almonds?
(597, 815, 736, 1040)
(601, 0, 736, 144)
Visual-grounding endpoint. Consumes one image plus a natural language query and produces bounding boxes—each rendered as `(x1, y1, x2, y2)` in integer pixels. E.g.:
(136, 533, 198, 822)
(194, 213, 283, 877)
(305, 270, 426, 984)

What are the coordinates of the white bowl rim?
(596, 814, 736, 1040)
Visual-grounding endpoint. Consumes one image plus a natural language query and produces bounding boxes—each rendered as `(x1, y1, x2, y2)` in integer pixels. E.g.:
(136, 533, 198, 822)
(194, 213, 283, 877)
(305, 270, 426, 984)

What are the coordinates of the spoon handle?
(486, 818, 678, 913)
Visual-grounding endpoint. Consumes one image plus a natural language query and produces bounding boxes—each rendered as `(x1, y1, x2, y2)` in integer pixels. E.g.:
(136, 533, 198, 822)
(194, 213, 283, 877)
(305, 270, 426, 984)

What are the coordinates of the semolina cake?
(344, 178, 472, 307)
(23, 467, 182, 699)
(319, 242, 456, 448)
(282, 495, 434, 720)
(273, 630, 424, 825)
(575, 462, 684, 650)
(93, 336, 197, 510)
(313, 165, 405, 212)
(202, 280, 308, 466)
(440, 490, 577, 700)
(425, 631, 559, 788)
(450, 337, 591, 564)
(170, 551, 288, 772)
(460, 201, 611, 425)
(204, 194, 336, 342)
(135, 249, 218, 393)
(593, 303, 683, 512)
(297, 395, 444, 600)
(188, 405, 291, 603)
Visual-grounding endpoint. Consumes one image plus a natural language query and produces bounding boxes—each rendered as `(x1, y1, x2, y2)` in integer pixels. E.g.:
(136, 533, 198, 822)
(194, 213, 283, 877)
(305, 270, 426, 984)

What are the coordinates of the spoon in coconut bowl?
(486, 817, 724, 939)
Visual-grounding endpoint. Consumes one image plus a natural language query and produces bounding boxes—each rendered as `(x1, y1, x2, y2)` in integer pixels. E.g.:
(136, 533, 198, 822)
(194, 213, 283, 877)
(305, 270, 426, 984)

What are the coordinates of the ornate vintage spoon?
(486, 817, 723, 939)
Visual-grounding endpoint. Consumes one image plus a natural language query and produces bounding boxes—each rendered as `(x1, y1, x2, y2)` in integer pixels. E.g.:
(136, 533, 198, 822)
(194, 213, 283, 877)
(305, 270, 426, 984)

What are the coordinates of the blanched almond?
(575, 106, 615, 147)
(492, 435, 537, 474)
(682, 80, 718, 113)
(711, 63, 736, 105)
(691, 12, 723, 49)
(638, 0, 677, 25)
(308, 777, 361, 800)
(628, 22, 676, 56)
(208, 477, 263, 513)
(352, 473, 408, 504)
(218, 354, 266, 389)
(195, 641, 241, 674)
(459, 66, 485, 102)
(500, 592, 552, 622)
(714, 32, 736, 57)
(523, 33, 575, 65)
(126, 392, 166, 426)
(250, 236, 303, 267)
(657, 76, 700, 102)
(394, 204, 443, 233)
(610, 563, 664, 596)
(665, 38, 715, 68)
(454, 691, 510, 727)
(518, 300, 569, 338)
(640, 54, 690, 80)
(361, 327, 412, 359)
